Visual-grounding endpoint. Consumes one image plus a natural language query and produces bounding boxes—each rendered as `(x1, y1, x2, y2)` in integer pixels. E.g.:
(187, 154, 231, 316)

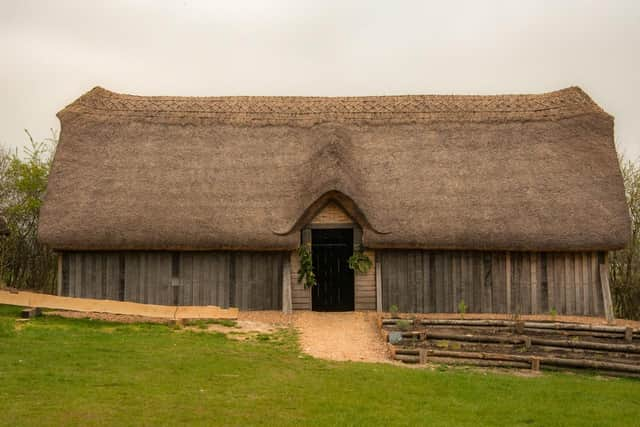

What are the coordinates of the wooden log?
(425, 349, 532, 363)
(419, 319, 513, 327)
(425, 356, 531, 369)
(522, 328, 625, 340)
(599, 262, 615, 324)
(530, 337, 640, 354)
(531, 357, 541, 371)
(542, 356, 640, 374)
(383, 318, 639, 335)
(522, 322, 632, 334)
(426, 332, 525, 345)
(395, 354, 420, 363)
(395, 348, 420, 356)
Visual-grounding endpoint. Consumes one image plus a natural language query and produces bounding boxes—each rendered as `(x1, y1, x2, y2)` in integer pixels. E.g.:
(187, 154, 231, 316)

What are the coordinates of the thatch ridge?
(57, 86, 607, 126)
(39, 87, 630, 251)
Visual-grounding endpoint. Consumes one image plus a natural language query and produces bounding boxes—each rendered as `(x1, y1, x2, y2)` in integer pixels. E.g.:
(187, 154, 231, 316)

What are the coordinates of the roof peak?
(58, 85, 608, 125)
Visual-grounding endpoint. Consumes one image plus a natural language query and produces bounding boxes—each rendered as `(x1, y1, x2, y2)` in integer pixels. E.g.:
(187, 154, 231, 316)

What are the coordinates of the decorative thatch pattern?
(39, 87, 630, 251)
(58, 86, 605, 126)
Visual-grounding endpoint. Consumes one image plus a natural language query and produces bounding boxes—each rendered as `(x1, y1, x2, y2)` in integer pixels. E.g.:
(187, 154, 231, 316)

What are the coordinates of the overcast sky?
(1, 0, 639, 158)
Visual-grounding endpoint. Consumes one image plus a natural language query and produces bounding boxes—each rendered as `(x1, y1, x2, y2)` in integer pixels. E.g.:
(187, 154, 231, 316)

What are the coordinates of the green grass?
(0, 304, 639, 426)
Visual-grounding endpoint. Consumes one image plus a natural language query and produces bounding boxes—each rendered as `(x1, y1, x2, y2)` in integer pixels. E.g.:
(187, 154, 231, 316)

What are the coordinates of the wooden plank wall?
(179, 252, 231, 307)
(290, 251, 312, 310)
(124, 252, 173, 305)
(380, 250, 604, 316)
(234, 252, 283, 311)
(354, 250, 376, 310)
(64, 252, 122, 301)
(62, 251, 284, 310)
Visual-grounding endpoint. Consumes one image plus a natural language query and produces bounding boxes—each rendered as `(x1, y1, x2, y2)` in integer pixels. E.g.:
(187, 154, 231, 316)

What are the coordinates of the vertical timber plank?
(531, 253, 538, 314)
(599, 257, 615, 323)
(505, 252, 511, 314)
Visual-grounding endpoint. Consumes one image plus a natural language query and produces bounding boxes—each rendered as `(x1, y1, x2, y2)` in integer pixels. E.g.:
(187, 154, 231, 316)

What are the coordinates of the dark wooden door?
(312, 228, 354, 311)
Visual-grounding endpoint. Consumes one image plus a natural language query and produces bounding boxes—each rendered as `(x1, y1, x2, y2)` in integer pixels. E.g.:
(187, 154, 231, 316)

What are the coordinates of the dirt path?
(295, 311, 390, 362)
(240, 311, 390, 363)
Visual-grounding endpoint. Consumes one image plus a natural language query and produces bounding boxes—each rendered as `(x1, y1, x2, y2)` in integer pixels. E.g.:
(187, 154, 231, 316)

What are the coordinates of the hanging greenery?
(348, 251, 372, 274)
(297, 243, 317, 288)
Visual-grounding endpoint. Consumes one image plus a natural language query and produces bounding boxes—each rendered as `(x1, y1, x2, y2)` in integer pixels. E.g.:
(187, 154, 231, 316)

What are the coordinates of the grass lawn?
(1, 304, 639, 426)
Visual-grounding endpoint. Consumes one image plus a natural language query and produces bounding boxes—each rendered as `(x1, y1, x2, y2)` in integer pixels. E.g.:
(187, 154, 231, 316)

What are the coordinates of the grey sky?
(1, 0, 639, 158)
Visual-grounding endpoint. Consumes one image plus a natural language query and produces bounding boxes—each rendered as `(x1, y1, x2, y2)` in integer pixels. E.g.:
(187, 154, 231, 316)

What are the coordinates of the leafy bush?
(0, 131, 57, 292)
(610, 155, 640, 319)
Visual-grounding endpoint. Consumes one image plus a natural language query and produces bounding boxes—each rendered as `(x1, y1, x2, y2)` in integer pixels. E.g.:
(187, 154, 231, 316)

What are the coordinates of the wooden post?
(531, 357, 541, 371)
(625, 327, 633, 343)
(375, 260, 382, 313)
(506, 252, 512, 314)
(282, 255, 292, 314)
(599, 260, 615, 324)
(57, 253, 63, 296)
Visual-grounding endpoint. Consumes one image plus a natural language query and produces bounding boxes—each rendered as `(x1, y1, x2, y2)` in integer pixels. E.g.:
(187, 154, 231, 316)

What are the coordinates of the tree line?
(0, 133, 639, 319)
(0, 131, 57, 294)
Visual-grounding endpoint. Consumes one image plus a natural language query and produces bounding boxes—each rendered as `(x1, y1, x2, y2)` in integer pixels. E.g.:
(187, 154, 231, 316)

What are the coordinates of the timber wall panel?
(380, 250, 606, 316)
(291, 251, 312, 310)
(62, 251, 284, 309)
(354, 250, 376, 310)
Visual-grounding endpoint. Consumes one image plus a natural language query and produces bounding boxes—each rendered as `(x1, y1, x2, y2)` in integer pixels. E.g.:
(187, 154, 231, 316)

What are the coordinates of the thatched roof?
(38, 86, 630, 251)
(0, 216, 8, 237)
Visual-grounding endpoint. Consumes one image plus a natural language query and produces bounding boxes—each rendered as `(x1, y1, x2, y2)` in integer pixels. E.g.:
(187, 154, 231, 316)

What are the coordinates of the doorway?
(311, 228, 354, 311)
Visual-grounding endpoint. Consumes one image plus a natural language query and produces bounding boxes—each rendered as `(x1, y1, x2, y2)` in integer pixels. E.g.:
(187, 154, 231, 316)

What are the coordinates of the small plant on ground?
(457, 300, 468, 318)
(550, 308, 558, 320)
(389, 304, 399, 318)
(348, 251, 372, 274)
(396, 319, 411, 331)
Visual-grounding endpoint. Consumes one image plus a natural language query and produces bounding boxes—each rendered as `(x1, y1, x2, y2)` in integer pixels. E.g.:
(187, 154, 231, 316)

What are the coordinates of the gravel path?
(240, 311, 390, 363)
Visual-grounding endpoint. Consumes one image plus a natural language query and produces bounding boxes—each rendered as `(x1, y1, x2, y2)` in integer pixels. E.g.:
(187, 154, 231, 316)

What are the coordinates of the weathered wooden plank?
(505, 252, 511, 314)
(407, 251, 417, 312)
(538, 253, 548, 314)
(482, 253, 492, 313)
(530, 253, 538, 314)
(283, 254, 292, 313)
(443, 252, 452, 312)
(582, 253, 590, 316)
(521, 253, 531, 314)
(564, 253, 575, 315)
(375, 259, 382, 312)
(600, 260, 615, 323)
(591, 252, 602, 315)
(553, 253, 565, 314)
(426, 252, 435, 312)
(434, 252, 445, 312)
(460, 252, 470, 312)
(573, 253, 582, 315)
(491, 252, 505, 313)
